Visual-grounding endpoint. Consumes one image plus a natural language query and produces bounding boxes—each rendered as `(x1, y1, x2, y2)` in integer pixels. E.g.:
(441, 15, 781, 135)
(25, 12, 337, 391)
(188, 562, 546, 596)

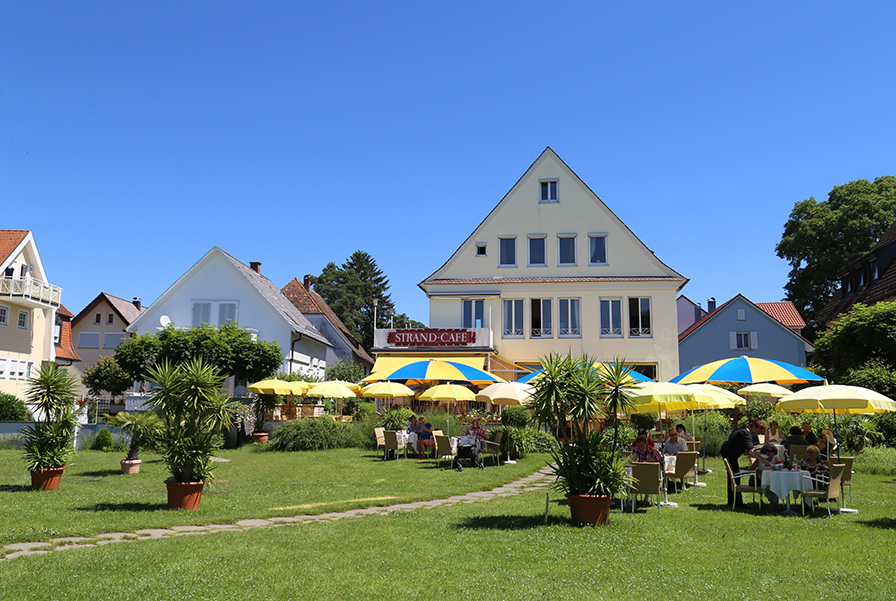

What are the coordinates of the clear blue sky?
(3, 2, 895, 323)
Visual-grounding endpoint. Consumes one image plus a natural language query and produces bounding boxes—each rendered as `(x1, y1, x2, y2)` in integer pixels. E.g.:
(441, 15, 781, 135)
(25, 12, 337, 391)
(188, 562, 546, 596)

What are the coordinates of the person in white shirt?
(662, 429, 687, 456)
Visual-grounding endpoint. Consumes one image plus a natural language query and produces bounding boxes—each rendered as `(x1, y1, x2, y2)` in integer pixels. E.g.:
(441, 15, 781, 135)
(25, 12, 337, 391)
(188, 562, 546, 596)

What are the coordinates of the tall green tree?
(82, 356, 133, 401)
(811, 301, 896, 383)
(776, 176, 896, 330)
(313, 251, 396, 349)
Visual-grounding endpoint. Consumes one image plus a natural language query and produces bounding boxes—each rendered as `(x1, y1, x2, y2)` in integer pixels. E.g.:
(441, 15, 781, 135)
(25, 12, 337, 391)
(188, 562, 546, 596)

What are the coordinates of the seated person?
(406, 416, 422, 454)
(800, 445, 830, 486)
(631, 429, 656, 451)
(675, 424, 693, 441)
(417, 415, 435, 458)
(661, 428, 687, 456)
(629, 434, 663, 464)
(751, 443, 785, 507)
(801, 422, 818, 445)
(765, 420, 783, 444)
(815, 436, 831, 461)
(465, 418, 486, 441)
(783, 426, 808, 452)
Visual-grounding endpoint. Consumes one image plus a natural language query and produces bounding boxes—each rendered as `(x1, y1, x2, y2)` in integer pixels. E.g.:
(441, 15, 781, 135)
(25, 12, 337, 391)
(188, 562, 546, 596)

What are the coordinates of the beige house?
(0, 230, 64, 399)
(384, 148, 687, 381)
(70, 293, 146, 397)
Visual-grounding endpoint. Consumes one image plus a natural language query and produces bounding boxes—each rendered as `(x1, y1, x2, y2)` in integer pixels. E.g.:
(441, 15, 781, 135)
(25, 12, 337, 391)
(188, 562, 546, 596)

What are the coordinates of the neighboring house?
(281, 276, 375, 374)
(678, 294, 814, 373)
(816, 222, 896, 326)
(677, 295, 708, 335)
(373, 147, 687, 381)
(54, 304, 81, 369)
(0, 230, 64, 399)
(70, 293, 146, 397)
(127, 248, 331, 391)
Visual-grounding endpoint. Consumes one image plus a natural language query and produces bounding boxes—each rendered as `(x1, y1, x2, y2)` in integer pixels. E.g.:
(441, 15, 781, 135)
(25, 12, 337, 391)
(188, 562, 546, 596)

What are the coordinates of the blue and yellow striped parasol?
(670, 356, 822, 385)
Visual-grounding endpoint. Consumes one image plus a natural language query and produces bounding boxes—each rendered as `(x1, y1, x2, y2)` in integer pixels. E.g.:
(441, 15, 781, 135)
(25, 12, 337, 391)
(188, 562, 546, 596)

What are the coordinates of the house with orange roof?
(678, 294, 814, 374)
(70, 293, 146, 397)
(0, 230, 64, 399)
(54, 304, 81, 369)
(282, 276, 374, 374)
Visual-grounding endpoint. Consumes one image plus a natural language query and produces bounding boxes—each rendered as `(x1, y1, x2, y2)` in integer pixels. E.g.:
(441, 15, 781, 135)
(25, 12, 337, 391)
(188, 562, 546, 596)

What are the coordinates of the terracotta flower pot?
(121, 459, 142, 474)
(252, 432, 269, 444)
(566, 493, 612, 526)
(30, 467, 65, 490)
(166, 480, 205, 510)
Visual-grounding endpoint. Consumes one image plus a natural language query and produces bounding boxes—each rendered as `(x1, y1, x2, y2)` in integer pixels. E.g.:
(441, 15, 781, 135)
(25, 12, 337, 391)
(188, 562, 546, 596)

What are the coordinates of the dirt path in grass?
(1, 466, 554, 561)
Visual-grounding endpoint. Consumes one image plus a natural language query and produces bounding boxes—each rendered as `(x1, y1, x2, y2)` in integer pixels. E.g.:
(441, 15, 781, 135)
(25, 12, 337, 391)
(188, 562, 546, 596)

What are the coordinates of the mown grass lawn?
(2, 450, 895, 601)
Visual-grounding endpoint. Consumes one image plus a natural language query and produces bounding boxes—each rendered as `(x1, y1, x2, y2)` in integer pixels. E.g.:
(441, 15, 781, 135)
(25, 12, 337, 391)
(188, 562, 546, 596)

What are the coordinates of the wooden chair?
(723, 458, 761, 511)
(799, 463, 845, 517)
(685, 439, 701, 453)
(374, 427, 386, 457)
(789, 444, 809, 463)
(626, 462, 663, 512)
(480, 431, 503, 467)
(434, 435, 456, 468)
(667, 451, 698, 493)
(383, 430, 406, 460)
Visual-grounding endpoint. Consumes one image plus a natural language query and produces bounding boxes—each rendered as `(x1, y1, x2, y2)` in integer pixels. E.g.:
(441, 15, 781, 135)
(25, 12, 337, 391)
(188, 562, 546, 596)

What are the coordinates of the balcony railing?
(0, 276, 62, 307)
(629, 327, 652, 337)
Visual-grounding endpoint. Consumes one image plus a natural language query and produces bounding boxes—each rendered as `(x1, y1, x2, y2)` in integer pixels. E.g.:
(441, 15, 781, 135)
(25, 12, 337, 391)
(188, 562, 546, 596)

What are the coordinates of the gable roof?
(755, 302, 806, 330)
(419, 147, 687, 289)
(73, 292, 147, 327)
(0, 230, 28, 264)
(281, 277, 375, 365)
(679, 294, 814, 349)
(54, 304, 81, 363)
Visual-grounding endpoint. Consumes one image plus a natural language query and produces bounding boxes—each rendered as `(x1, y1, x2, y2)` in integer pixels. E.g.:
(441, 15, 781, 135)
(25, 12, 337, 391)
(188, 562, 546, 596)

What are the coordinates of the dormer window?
(539, 179, 558, 203)
(869, 259, 879, 282)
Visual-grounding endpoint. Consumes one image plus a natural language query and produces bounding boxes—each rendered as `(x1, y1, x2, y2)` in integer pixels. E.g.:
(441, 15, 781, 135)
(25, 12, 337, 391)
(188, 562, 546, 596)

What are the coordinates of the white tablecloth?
(754, 443, 786, 461)
(761, 469, 809, 501)
(664, 455, 676, 474)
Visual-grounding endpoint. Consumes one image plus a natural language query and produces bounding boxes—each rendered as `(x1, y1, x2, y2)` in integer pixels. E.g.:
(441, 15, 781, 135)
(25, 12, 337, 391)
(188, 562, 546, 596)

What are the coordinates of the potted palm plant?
(22, 363, 78, 490)
(104, 410, 162, 474)
(147, 358, 239, 510)
(531, 354, 635, 525)
(252, 393, 278, 443)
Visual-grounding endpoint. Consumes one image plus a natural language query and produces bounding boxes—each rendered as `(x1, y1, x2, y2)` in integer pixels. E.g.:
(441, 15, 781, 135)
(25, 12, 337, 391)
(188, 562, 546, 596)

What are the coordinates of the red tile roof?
(73, 292, 146, 326)
(679, 295, 812, 349)
(678, 297, 736, 341)
(0, 230, 28, 264)
(755, 302, 806, 329)
(423, 276, 684, 286)
(55, 304, 81, 362)
(281, 278, 374, 365)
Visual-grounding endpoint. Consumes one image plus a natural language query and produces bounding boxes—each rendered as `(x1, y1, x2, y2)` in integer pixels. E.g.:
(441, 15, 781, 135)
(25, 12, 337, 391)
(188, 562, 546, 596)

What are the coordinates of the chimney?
(304, 274, 312, 291)
(250, 261, 261, 274)
(133, 297, 142, 310)
(707, 297, 716, 313)
(694, 302, 702, 322)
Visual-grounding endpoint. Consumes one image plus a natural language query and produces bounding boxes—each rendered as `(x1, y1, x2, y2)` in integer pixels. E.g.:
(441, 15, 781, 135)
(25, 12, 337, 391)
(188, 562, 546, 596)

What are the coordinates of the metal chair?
(723, 458, 761, 511)
(799, 463, 844, 517)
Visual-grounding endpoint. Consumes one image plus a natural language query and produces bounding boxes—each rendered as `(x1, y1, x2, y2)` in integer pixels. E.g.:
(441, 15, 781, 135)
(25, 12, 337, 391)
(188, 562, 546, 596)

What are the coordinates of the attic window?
(869, 259, 878, 282)
(539, 179, 558, 203)
(475, 243, 487, 257)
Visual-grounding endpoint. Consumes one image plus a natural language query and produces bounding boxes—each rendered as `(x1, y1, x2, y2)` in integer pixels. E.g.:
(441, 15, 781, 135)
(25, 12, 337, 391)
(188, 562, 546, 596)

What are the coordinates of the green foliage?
(500, 405, 530, 429)
(693, 410, 734, 456)
(629, 412, 657, 431)
(147, 359, 239, 483)
(853, 445, 896, 476)
(324, 359, 365, 384)
(344, 399, 374, 418)
(379, 407, 415, 431)
(422, 411, 462, 437)
(116, 324, 283, 383)
(82, 356, 133, 400)
(268, 417, 351, 451)
(842, 359, 896, 401)
(22, 363, 78, 471)
(312, 251, 395, 350)
(776, 176, 896, 329)
(873, 412, 896, 447)
(91, 427, 114, 451)
(252, 394, 278, 433)
(104, 411, 162, 460)
(742, 397, 775, 423)
(837, 415, 882, 453)
(529, 428, 560, 454)
(0, 392, 29, 421)
(811, 302, 896, 380)
(489, 425, 533, 459)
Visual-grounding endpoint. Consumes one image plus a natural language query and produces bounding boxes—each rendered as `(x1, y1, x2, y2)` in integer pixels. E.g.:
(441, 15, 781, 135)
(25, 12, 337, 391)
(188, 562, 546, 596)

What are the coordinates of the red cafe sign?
(386, 328, 477, 347)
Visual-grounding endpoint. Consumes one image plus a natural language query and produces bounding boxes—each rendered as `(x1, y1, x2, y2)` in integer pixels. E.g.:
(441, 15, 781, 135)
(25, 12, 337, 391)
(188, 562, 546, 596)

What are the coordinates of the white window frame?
(462, 299, 485, 328)
(502, 299, 524, 338)
(588, 234, 608, 266)
(0, 304, 8, 326)
(498, 236, 517, 267)
(600, 298, 622, 338)
(192, 300, 239, 327)
(732, 331, 758, 350)
(475, 243, 487, 257)
(628, 297, 652, 338)
(78, 332, 100, 349)
(558, 234, 577, 266)
(559, 298, 581, 338)
(528, 235, 547, 267)
(530, 298, 553, 338)
(539, 179, 559, 203)
(17, 310, 29, 330)
(94, 313, 102, 324)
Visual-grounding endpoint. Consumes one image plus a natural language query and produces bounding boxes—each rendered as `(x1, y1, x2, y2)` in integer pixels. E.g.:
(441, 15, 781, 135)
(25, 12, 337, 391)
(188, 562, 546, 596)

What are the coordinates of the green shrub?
(345, 416, 378, 449)
(379, 408, 415, 431)
(268, 417, 351, 451)
(500, 405, 530, 429)
(874, 412, 896, 447)
(91, 427, 114, 451)
(0, 435, 24, 450)
(490, 425, 534, 459)
(629, 412, 657, 431)
(853, 445, 896, 476)
(693, 410, 733, 456)
(418, 411, 461, 437)
(530, 428, 559, 453)
(0, 392, 29, 421)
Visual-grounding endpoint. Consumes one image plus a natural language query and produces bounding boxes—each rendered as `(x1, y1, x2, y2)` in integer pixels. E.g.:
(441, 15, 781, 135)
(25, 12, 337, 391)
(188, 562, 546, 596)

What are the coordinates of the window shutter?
(218, 303, 237, 325)
(729, 332, 737, 349)
(750, 331, 758, 350)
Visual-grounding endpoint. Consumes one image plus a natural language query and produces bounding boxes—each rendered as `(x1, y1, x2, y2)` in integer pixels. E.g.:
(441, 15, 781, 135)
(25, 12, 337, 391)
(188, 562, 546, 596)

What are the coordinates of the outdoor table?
(663, 455, 677, 475)
(761, 469, 809, 516)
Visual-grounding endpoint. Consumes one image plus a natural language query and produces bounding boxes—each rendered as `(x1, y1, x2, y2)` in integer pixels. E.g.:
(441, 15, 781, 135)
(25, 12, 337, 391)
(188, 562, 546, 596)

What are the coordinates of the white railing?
(559, 327, 581, 337)
(600, 327, 622, 337)
(0, 276, 62, 306)
(502, 327, 524, 337)
(629, 327, 652, 337)
(530, 328, 552, 338)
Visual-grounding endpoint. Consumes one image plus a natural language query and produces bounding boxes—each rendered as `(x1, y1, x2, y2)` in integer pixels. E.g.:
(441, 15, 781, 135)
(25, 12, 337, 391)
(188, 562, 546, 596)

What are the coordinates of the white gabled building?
(377, 148, 687, 381)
